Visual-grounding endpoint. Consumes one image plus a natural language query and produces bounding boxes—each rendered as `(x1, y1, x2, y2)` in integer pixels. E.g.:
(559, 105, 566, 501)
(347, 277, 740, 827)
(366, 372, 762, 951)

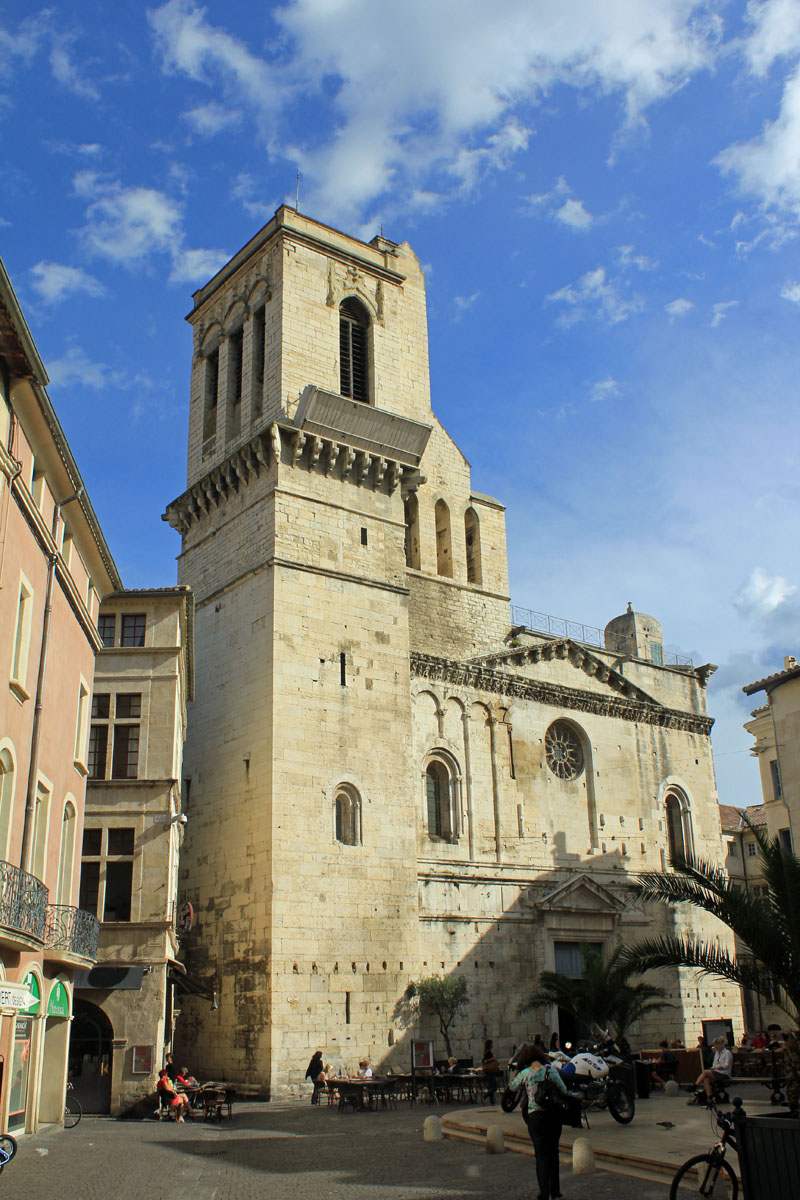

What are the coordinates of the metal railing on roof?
(510, 605, 693, 667)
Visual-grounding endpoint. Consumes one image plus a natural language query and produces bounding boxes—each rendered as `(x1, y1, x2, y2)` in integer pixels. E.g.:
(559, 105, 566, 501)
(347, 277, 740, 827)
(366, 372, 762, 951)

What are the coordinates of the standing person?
(164, 1052, 179, 1081)
(549, 1032, 560, 1053)
(511, 1043, 568, 1200)
(482, 1039, 501, 1105)
(305, 1050, 324, 1104)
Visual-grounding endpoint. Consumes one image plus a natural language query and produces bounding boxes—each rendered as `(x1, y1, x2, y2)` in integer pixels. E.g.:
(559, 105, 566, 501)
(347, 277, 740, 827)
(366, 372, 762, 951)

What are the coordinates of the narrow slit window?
(339, 298, 369, 403)
(203, 349, 219, 441)
(252, 305, 265, 416)
(340, 652, 346, 687)
(345, 992, 351, 1024)
(360, 527, 368, 546)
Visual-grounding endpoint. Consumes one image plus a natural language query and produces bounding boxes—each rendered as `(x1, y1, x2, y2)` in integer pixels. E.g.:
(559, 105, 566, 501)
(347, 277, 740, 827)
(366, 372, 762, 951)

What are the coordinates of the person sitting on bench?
(692, 1037, 732, 1105)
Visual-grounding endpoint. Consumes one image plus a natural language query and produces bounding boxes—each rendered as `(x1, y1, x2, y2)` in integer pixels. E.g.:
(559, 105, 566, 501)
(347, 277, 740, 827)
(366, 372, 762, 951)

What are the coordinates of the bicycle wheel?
(670, 1153, 738, 1198)
(0, 1135, 17, 1160)
(64, 1095, 82, 1128)
(607, 1082, 635, 1124)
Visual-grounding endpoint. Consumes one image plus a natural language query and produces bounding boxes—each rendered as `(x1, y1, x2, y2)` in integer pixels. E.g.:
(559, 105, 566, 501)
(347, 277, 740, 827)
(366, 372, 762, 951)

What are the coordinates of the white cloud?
(49, 36, 99, 99)
(47, 346, 112, 390)
(74, 171, 228, 283)
(711, 300, 738, 326)
(589, 376, 619, 403)
(665, 297, 694, 319)
(29, 262, 106, 304)
(734, 566, 797, 620)
(453, 292, 480, 320)
(547, 265, 643, 326)
(149, 0, 722, 225)
(743, 0, 800, 76)
(555, 197, 593, 230)
(780, 279, 800, 302)
(169, 246, 230, 284)
(232, 172, 273, 221)
(617, 243, 659, 270)
(183, 101, 242, 136)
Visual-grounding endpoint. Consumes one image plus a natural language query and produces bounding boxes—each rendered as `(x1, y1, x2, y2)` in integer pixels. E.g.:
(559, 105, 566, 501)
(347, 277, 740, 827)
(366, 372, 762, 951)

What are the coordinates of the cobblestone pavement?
(1, 1101, 674, 1200)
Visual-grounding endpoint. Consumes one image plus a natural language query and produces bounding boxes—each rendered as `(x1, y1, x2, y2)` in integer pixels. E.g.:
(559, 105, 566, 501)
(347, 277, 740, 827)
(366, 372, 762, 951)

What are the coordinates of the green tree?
(411, 974, 469, 1058)
(620, 816, 800, 1113)
(520, 944, 671, 1040)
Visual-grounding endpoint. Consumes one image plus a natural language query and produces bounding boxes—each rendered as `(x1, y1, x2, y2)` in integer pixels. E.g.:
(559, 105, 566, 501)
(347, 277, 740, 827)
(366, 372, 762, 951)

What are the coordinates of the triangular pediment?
(537, 873, 627, 915)
(470, 637, 659, 707)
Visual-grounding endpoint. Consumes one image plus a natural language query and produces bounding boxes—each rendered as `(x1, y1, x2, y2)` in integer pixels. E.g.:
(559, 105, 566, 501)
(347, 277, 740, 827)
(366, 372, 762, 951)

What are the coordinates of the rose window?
(545, 721, 584, 780)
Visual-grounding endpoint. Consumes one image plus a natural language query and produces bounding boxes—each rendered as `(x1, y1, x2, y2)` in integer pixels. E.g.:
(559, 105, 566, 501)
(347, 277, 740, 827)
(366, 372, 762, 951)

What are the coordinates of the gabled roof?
(743, 663, 800, 696)
(719, 803, 767, 833)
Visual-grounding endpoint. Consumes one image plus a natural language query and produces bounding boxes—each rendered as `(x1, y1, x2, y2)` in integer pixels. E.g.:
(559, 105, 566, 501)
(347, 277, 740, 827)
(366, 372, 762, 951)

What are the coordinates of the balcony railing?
(510, 604, 693, 667)
(45, 905, 100, 961)
(0, 860, 48, 942)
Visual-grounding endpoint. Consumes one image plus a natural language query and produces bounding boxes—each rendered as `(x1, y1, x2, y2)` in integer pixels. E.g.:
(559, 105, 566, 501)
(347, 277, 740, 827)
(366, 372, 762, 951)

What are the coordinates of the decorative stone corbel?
(342, 446, 357, 478)
(388, 461, 401, 492)
(326, 442, 340, 475)
(357, 452, 371, 486)
(309, 436, 323, 468)
(291, 431, 306, 467)
(374, 457, 387, 488)
(270, 423, 282, 463)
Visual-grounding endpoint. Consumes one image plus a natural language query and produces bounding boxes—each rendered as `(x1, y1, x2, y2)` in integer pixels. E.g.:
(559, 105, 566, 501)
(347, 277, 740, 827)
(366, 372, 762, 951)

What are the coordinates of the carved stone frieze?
(409, 651, 714, 735)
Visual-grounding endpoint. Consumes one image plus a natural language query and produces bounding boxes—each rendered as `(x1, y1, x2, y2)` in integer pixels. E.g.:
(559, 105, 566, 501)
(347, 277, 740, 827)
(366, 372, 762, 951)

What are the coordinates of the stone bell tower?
(164, 207, 509, 1092)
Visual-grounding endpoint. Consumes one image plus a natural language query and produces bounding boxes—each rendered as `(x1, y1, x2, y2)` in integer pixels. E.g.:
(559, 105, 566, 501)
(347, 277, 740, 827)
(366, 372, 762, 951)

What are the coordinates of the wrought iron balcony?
(0, 859, 48, 943)
(45, 905, 100, 962)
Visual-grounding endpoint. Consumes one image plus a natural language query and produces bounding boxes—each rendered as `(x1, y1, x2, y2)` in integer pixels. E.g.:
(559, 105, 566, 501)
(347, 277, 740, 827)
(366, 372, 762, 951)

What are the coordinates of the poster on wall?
(131, 1045, 154, 1074)
(411, 1039, 434, 1070)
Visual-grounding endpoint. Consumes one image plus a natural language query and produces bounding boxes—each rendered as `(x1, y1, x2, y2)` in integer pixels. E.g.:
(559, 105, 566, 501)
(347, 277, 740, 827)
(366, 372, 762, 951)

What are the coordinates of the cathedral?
(164, 207, 741, 1094)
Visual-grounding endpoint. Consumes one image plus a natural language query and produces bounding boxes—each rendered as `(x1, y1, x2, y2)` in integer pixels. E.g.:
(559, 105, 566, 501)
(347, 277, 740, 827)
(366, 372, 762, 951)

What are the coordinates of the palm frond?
(620, 934, 781, 999)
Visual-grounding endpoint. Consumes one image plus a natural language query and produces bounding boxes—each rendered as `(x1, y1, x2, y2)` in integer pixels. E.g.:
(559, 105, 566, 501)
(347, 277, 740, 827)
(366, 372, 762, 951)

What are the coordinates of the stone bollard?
(572, 1137, 595, 1175)
(665, 1080, 680, 1097)
(423, 1115, 442, 1141)
(486, 1124, 505, 1154)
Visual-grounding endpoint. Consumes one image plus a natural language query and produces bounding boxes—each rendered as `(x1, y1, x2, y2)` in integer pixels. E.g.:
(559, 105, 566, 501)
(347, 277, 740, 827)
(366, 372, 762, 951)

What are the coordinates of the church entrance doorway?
(68, 999, 113, 1113)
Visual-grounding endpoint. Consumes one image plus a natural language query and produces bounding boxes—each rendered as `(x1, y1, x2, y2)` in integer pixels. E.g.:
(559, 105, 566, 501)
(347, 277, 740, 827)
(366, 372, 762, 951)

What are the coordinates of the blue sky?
(4, 1, 800, 807)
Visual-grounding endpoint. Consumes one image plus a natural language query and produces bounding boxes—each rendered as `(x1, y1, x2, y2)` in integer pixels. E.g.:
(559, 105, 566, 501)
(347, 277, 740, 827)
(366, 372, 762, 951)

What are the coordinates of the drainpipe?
(19, 489, 83, 875)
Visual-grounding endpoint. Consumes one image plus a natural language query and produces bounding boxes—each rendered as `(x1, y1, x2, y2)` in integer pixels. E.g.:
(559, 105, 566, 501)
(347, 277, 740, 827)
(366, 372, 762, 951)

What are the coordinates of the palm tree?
(620, 815, 800, 1114)
(520, 944, 671, 1041)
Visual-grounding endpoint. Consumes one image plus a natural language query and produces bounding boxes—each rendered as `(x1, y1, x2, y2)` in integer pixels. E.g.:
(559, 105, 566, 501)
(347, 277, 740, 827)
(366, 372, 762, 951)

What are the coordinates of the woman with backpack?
(510, 1043, 568, 1200)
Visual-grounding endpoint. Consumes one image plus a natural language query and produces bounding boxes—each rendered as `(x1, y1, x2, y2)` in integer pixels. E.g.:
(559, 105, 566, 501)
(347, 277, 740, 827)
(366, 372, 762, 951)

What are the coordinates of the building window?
(120, 614, 146, 647)
(31, 464, 46, 509)
(554, 941, 603, 979)
(203, 348, 219, 441)
(228, 326, 243, 440)
(79, 826, 135, 922)
(545, 721, 584, 780)
(650, 642, 664, 666)
(10, 575, 34, 696)
(435, 500, 452, 578)
(464, 507, 482, 584)
(770, 759, 782, 800)
(339, 298, 369, 403)
(727, 839, 737, 857)
(0, 746, 15, 860)
(779, 827, 792, 853)
(334, 786, 362, 846)
(98, 614, 116, 647)
(30, 780, 50, 882)
(425, 757, 459, 841)
(665, 789, 694, 864)
(404, 493, 421, 569)
(252, 305, 265, 417)
(747, 840, 757, 857)
(88, 693, 110, 779)
(112, 694, 141, 780)
(74, 679, 90, 770)
(56, 800, 77, 905)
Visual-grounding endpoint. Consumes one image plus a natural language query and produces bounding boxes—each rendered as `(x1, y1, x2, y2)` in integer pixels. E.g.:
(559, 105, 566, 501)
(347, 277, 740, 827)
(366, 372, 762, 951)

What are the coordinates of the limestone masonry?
(164, 207, 742, 1095)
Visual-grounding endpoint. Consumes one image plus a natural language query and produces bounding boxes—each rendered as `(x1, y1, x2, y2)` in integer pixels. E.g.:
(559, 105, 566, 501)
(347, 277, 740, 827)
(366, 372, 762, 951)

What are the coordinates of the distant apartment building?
(743, 658, 799, 855)
(0, 260, 121, 1132)
(73, 588, 193, 1114)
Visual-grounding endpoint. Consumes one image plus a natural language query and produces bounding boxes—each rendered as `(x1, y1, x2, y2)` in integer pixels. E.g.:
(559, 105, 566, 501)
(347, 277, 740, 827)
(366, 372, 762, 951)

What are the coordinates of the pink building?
(0, 260, 121, 1133)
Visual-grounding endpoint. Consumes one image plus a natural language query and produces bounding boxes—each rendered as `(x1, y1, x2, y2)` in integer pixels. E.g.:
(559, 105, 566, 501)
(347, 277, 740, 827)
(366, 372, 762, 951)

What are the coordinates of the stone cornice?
(410, 650, 714, 735)
(471, 637, 658, 705)
(163, 421, 418, 535)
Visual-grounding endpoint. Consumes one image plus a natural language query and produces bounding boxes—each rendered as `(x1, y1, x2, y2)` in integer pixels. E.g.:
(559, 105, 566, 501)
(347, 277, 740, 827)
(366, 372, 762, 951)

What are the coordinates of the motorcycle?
(501, 1038, 635, 1125)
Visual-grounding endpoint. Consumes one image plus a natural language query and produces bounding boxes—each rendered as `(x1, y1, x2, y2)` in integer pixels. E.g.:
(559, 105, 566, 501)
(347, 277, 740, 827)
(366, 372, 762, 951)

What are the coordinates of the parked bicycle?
(0, 1133, 18, 1174)
(669, 1100, 741, 1198)
(64, 1081, 82, 1129)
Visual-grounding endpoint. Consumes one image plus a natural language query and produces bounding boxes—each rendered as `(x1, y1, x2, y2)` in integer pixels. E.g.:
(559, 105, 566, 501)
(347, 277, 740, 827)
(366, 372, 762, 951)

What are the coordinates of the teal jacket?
(510, 1063, 568, 1114)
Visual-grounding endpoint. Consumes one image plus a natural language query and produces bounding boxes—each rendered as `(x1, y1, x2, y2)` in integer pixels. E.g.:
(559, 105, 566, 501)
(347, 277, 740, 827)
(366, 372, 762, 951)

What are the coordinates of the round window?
(545, 721, 584, 780)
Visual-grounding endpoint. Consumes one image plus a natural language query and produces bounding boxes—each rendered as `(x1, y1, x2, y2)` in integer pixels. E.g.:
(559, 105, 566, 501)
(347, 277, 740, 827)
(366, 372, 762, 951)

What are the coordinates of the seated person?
(176, 1066, 199, 1088)
(749, 1031, 768, 1050)
(157, 1069, 191, 1122)
(692, 1037, 733, 1104)
(651, 1040, 677, 1086)
(446, 1057, 461, 1074)
(357, 1059, 373, 1078)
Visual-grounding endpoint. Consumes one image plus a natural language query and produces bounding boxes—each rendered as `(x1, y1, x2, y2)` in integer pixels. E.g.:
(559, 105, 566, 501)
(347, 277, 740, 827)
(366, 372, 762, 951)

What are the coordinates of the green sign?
(47, 981, 69, 1019)
(21, 973, 40, 1015)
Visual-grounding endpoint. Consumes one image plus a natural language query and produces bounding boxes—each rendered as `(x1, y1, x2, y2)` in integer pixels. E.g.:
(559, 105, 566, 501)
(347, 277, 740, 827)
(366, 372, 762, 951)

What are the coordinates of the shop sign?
(0, 982, 37, 1012)
(47, 981, 70, 1019)
(21, 973, 40, 1015)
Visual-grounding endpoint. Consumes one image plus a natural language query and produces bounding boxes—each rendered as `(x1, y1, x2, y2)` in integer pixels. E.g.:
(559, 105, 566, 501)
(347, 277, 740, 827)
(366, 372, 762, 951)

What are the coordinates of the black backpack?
(533, 1066, 569, 1114)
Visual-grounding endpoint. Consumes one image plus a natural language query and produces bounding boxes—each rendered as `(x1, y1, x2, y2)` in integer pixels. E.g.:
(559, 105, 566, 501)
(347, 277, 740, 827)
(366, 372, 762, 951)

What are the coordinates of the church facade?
(165, 208, 741, 1093)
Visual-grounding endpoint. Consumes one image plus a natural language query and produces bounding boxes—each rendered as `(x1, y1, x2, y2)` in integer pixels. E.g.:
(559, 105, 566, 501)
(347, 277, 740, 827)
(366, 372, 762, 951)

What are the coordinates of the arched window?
(544, 720, 585, 780)
(665, 789, 693, 864)
(435, 500, 452, 578)
(464, 507, 482, 584)
(404, 493, 420, 569)
(334, 786, 361, 846)
(339, 298, 369, 404)
(425, 758, 459, 841)
(0, 746, 15, 860)
(56, 799, 77, 905)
